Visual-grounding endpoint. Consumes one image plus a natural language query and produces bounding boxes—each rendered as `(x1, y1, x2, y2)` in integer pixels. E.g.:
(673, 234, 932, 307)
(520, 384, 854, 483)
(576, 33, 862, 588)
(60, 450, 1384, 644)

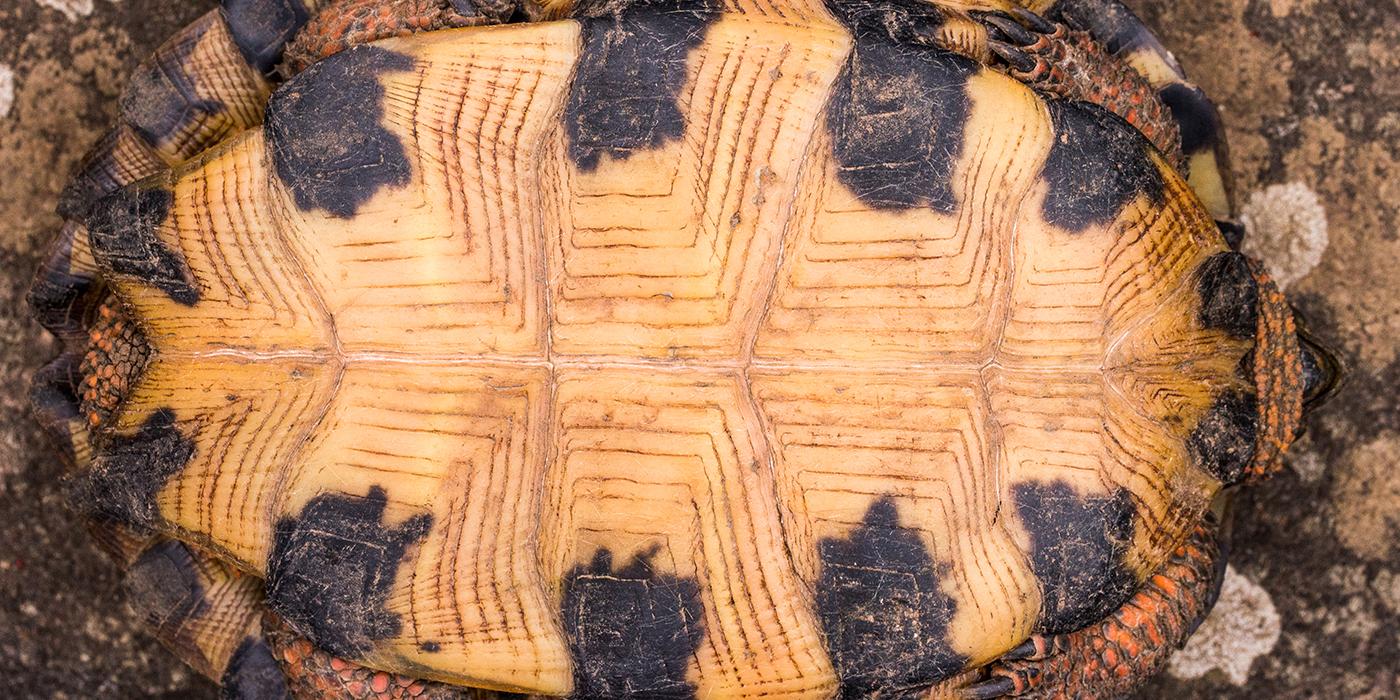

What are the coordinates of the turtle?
(26, 0, 1343, 697)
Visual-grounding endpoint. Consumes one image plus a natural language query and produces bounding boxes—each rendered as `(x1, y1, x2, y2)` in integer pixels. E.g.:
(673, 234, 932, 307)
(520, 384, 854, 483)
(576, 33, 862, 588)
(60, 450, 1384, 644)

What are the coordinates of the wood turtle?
(28, 0, 1342, 696)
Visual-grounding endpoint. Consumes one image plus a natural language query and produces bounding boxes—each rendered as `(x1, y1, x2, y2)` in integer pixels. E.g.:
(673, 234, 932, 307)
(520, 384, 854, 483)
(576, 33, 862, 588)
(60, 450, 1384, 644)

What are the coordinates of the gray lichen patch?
(1167, 566, 1280, 685)
(1239, 182, 1329, 290)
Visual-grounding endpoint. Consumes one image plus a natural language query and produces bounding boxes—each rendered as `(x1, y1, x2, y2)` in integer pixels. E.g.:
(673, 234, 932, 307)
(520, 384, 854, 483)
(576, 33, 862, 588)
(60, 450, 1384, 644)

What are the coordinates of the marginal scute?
(56, 125, 168, 220)
(29, 353, 84, 446)
(815, 497, 966, 696)
(1195, 251, 1259, 340)
(117, 12, 272, 162)
(221, 0, 312, 73)
(265, 486, 433, 659)
(124, 540, 211, 640)
(71, 408, 194, 527)
(221, 636, 292, 700)
(564, 0, 719, 171)
(28, 223, 100, 338)
(1039, 100, 1166, 232)
(1011, 480, 1138, 635)
(825, 38, 976, 211)
(1158, 83, 1222, 157)
(1186, 389, 1258, 484)
(264, 45, 414, 218)
(561, 546, 705, 699)
(120, 25, 225, 150)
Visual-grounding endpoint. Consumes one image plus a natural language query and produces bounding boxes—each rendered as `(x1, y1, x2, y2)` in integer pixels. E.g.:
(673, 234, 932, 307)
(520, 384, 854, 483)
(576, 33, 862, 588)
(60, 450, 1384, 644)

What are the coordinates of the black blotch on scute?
(265, 45, 414, 218)
(266, 486, 432, 659)
(823, 0, 946, 45)
(1012, 480, 1138, 634)
(1158, 83, 1223, 156)
(221, 0, 312, 74)
(1196, 251, 1259, 340)
(419, 640, 441, 653)
(123, 540, 209, 635)
(826, 37, 976, 212)
(561, 546, 705, 699)
(1187, 390, 1259, 484)
(30, 354, 83, 439)
(564, 0, 719, 171)
(28, 231, 98, 337)
(120, 24, 225, 149)
(815, 497, 967, 698)
(87, 187, 199, 306)
(1040, 100, 1166, 232)
(70, 408, 194, 527)
(221, 636, 291, 700)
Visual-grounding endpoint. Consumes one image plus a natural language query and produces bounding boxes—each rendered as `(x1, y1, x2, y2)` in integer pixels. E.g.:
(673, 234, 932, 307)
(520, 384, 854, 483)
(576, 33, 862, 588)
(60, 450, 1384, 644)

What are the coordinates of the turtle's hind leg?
(261, 613, 514, 699)
(962, 522, 1226, 699)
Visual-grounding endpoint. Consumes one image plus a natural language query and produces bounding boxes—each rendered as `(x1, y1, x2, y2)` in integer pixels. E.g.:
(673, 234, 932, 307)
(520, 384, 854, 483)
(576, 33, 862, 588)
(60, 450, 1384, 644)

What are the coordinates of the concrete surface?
(0, 0, 1395, 697)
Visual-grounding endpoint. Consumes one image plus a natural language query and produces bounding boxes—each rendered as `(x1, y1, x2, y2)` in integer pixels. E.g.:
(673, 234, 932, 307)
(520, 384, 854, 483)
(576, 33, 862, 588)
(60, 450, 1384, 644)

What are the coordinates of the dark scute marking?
(1040, 100, 1166, 232)
(1187, 390, 1259, 484)
(221, 0, 311, 73)
(565, 0, 719, 171)
(1196, 251, 1259, 339)
(28, 232, 97, 336)
(561, 546, 705, 699)
(124, 540, 210, 636)
(1050, 0, 1164, 58)
(220, 636, 292, 700)
(815, 498, 967, 697)
(31, 355, 83, 438)
(70, 408, 194, 527)
(826, 38, 976, 212)
(265, 46, 414, 218)
(1012, 480, 1138, 634)
(1299, 331, 1343, 409)
(266, 486, 433, 658)
(822, 0, 946, 44)
(121, 27, 225, 148)
(87, 187, 199, 305)
(419, 640, 441, 653)
(1159, 83, 1222, 156)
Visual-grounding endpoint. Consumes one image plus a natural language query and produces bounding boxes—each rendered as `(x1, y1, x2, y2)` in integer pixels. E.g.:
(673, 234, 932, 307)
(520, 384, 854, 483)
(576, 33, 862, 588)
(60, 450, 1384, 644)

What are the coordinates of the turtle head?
(1295, 319, 1344, 412)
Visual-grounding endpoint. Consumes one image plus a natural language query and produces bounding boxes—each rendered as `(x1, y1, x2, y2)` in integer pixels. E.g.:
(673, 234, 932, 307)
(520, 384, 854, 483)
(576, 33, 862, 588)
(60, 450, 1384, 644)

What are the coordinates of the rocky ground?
(0, 0, 1395, 697)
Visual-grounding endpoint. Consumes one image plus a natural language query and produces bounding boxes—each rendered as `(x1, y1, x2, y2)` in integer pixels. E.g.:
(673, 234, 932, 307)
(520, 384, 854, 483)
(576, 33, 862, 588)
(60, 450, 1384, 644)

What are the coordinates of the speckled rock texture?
(0, 0, 1395, 697)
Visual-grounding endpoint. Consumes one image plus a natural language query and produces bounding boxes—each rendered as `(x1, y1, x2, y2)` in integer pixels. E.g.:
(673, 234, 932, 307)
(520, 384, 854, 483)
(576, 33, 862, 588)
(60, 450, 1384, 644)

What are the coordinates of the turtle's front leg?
(976, 8, 1184, 170)
(283, 0, 529, 73)
(962, 522, 1226, 699)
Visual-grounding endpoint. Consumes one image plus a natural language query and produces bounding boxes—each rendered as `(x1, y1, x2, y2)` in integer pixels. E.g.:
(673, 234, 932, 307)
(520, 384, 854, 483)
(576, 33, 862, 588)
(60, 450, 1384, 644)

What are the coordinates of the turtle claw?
(987, 40, 1039, 74)
(961, 675, 1018, 700)
(1001, 634, 1071, 661)
(978, 11, 1040, 46)
(961, 666, 1041, 699)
